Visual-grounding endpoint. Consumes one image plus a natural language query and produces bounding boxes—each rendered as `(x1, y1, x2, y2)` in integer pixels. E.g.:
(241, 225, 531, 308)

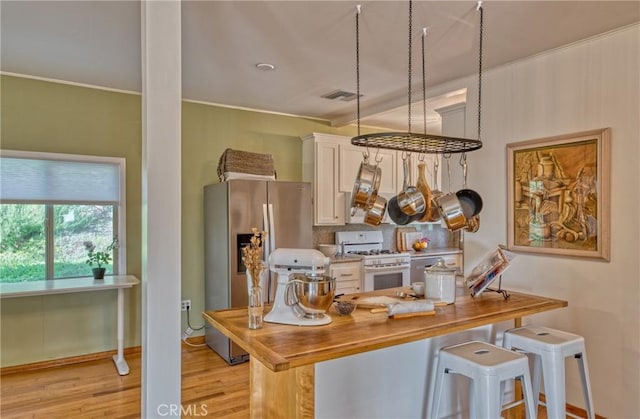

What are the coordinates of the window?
(0, 151, 126, 282)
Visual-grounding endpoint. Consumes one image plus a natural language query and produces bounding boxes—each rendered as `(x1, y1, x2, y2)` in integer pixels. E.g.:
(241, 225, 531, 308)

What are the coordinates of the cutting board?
(396, 227, 417, 251)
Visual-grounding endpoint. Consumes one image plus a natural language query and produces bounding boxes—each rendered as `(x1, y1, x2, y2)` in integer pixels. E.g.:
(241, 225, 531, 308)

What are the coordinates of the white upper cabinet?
(302, 133, 344, 225)
(303, 132, 398, 226)
(305, 132, 442, 226)
(339, 144, 397, 195)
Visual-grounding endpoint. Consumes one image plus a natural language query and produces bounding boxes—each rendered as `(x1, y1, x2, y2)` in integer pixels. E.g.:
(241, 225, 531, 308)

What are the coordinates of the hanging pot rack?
(351, 1, 485, 155)
(351, 132, 482, 154)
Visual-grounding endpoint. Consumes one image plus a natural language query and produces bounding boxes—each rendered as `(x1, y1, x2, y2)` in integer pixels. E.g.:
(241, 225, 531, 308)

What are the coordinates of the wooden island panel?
(203, 288, 567, 418)
(203, 289, 567, 372)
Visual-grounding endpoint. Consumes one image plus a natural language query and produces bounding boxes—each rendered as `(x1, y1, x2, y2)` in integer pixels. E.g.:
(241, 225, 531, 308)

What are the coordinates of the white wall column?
(141, 0, 182, 416)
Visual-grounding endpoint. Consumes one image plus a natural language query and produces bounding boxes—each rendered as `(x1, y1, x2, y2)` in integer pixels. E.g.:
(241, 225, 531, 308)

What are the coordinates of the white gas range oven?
(335, 230, 411, 292)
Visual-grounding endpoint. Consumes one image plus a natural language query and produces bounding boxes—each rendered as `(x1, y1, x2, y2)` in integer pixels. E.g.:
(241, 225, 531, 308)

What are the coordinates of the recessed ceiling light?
(255, 63, 276, 71)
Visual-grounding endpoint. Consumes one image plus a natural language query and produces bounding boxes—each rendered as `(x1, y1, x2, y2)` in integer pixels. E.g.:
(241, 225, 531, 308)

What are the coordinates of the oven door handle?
(364, 263, 411, 272)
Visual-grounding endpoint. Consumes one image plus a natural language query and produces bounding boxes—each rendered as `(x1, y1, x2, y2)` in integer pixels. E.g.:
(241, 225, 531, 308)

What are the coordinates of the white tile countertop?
(409, 247, 462, 258)
(329, 255, 363, 264)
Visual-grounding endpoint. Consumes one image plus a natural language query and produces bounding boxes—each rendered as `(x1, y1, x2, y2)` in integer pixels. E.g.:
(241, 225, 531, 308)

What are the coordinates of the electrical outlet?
(181, 299, 191, 311)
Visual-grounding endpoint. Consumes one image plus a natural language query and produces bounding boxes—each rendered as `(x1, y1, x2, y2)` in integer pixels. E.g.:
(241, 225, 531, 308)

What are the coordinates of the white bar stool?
(430, 340, 537, 419)
(503, 326, 595, 419)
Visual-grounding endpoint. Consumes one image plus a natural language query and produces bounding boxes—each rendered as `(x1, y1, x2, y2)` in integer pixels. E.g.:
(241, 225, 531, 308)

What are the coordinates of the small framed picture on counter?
(506, 128, 610, 261)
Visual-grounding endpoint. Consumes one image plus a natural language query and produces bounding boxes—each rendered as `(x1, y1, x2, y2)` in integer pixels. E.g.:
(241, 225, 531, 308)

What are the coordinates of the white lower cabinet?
(329, 261, 362, 295)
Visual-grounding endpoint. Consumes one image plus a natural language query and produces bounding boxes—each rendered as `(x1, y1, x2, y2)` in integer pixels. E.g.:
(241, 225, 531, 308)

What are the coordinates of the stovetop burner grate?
(348, 249, 401, 256)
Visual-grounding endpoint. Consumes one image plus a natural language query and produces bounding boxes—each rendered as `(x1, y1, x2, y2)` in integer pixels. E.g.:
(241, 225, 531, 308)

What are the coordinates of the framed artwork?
(506, 128, 610, 261)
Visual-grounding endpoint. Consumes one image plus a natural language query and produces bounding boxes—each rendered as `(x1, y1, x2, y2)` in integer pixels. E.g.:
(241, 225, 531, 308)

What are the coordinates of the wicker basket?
(217, 148, 276, 181)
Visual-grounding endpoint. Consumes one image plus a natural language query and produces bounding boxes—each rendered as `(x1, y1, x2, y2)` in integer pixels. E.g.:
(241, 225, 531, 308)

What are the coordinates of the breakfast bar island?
(203, 288, 567, 418)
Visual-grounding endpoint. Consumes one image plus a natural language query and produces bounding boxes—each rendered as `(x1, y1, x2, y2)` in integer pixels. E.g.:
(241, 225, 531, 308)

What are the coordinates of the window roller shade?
(1, 157, 120, 203)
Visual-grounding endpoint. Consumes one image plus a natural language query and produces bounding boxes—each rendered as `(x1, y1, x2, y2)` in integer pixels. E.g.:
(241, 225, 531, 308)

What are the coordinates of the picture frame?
(506, 128, 610, 261)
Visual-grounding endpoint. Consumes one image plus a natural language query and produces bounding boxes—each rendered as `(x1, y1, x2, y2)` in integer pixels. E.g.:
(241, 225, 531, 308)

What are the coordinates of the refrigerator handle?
(262, 204, 270, 259)
(268, 204, 276, 253)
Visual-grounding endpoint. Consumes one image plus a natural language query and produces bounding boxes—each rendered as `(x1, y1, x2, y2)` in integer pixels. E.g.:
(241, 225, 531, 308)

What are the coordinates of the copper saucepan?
(434, 193, 467, 231)
(465, 214, 480, 233)
(349, 153, 382, 214)
(351, 158, 382, 215)
(364, 195, 388, 226)
(388, 157, 425, 225)
(434, 155, 467, 231)
(396, 155, 426, 216)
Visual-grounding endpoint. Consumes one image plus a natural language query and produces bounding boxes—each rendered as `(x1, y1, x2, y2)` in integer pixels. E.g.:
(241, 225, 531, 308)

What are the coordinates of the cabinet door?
(339, 144, 397, 195)
(335, 282, 359, 295)
(330, 262, 362, 294)
(442, 253, 463, 274)
(315, 141, 344, 225)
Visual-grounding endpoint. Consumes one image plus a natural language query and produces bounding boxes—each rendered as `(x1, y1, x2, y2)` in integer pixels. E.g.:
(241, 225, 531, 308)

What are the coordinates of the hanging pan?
(364, 195, 388, 226)
(397, 154, 426, 216)
(456, 154, 483, 218)
(349, 150, 382, 215)
(465, 214, 480, 233)
(389, 156, 424, 225)
(434, 155, 466, 231)
(425, 159, 444, 222)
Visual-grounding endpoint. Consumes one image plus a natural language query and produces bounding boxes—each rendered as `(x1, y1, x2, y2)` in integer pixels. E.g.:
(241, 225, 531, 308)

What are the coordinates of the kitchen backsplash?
(313, 223, 460, 251)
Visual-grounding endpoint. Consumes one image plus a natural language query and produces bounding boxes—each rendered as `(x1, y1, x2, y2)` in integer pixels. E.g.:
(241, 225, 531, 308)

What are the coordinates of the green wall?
(180, 102, 364, 337)
(0, 75, 143, 366)
(0, 74, 369, 366)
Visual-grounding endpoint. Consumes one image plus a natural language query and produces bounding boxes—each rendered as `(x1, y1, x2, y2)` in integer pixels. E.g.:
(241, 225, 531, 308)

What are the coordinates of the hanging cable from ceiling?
(350, 0, 485, 155)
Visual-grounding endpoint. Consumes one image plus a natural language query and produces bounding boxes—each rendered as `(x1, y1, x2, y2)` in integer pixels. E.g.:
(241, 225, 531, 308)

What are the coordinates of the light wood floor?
(1, 343, 249, 418)
(1, 343, 570, 419)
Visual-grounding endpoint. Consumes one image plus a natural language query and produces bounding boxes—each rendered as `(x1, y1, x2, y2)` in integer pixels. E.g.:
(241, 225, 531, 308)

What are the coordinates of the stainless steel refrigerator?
(204, 180, 312, 364)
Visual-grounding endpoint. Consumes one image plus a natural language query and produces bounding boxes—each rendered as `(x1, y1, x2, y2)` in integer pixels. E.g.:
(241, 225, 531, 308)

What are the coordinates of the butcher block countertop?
(202, 287, 567, 373)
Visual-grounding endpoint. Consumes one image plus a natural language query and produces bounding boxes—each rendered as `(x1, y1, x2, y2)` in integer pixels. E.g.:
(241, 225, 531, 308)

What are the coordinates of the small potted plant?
(83, 237, 119, 279)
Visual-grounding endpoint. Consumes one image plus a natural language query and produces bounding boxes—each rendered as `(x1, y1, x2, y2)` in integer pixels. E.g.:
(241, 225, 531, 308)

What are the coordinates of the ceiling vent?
(321, 90, 359, 102)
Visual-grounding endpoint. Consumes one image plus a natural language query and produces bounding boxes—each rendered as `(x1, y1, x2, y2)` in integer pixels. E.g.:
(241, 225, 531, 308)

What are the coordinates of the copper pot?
(388, 158, 424, 225)
(350, 160, 379, 213)
(396, 157, 426, 216)
(464, 214, 480, 233)
(364, 195, 388, 226)
(349, 153, 383, 214)
(434, 193, 466, 231)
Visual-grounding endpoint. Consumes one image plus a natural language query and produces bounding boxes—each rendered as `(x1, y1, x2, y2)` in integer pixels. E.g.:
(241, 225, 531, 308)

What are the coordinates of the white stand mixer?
(264, 248, 333, 326)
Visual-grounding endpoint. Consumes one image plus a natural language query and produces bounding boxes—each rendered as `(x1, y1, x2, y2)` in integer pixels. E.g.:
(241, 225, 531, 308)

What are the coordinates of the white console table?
(0, 275, 140, 375)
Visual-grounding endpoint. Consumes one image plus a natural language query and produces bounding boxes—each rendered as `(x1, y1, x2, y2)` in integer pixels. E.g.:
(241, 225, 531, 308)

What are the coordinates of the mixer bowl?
(286, 273, 336, 319)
